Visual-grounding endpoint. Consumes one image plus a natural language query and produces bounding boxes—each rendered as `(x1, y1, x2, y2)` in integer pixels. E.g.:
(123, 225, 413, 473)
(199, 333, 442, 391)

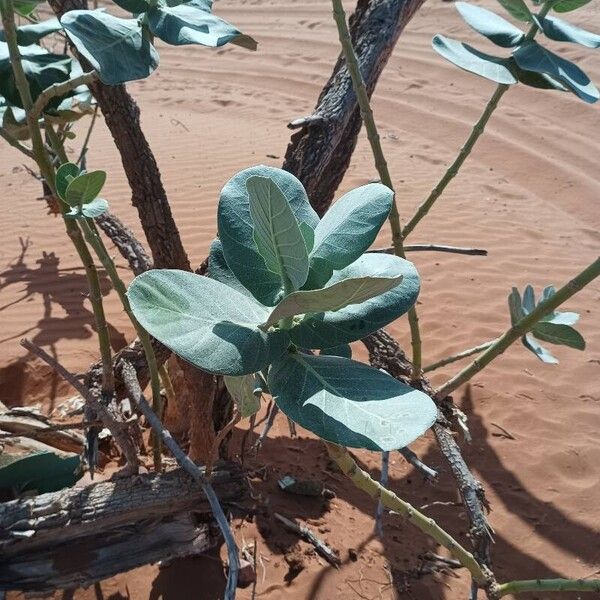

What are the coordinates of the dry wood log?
(283, 0, 425, 215)
(0, 462, 247, 592)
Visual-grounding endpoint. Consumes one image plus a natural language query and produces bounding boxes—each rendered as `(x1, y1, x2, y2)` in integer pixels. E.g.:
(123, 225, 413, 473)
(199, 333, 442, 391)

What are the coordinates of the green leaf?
(537, 15, 600, 48)
(299, 221, 315, 253)
(247, 175, 309, 291)
(112, 0, 151, 13)
(0, 18, 62, 45)
(81, 197, 109, 217)
(455, 2, 525, 48)
(127, 269, 277, 375)
(13, 0, 43, 17)
(207, 238, 254, 297)
(522, 333, 558, 363)
(508, 287, 523, 326)
(552, 0, 592, 13)
(522, 284, 535, 314)
(224, 374, 261, 418)
(264, 273, 404, 330)
(432, 35, 517, 84)
(218, 166, 319, 306)
(269, 352, 437, 451)
(306, 183, 393, 289)
(147, 3, 256, 49)
(65, 170, 106, 206)
(540, 310, 579, 326)
(495, 0, 532, 22)
(510, 61, 568, 91)
(320, 344, 352, 359)
(513, 41, 599, 103)
(61, 10, 159, 85)
(532, 322, 585, 350)
(289, 253, 420, 349)
(55, 162, 80, 201)
(0, 451, 82, 495)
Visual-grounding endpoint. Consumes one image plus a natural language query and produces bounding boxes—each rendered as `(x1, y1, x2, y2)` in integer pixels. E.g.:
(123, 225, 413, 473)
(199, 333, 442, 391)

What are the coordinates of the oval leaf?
(0, 18, 63, 46)
(320, 344, 352, 359)
(552, 0, 592, 13)
(218, 166, 318, 305)
(61, 10, 159, 85)
(532, 322, 585, 350)
(269, 352, 437, 451)
(523, 333, 558, 363)
(81, 197, 109, 217)
(148, 3, 256, 49)
(247, 175, 309, 291)
(513, 41, 599, 103)
(207, 238, 254, 297)
(432, 35, 517, 84)
(495, 0, 532, 22)
(264, 273, 403, 330)
(224, 374, 262, 418)
(537, 15, 600, 48)
(127, 269, 275, 375)
(456, 2, 525, 48)
(112, 0, 150, 13)
(65, 170, 106, 206)
(306, 183, 393, 289)
(289, 253, 420, 349)
(56, 162, 80, 201)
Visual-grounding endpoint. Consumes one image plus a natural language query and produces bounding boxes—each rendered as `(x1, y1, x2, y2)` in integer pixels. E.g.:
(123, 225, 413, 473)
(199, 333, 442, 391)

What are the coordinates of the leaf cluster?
(56, 161, 109, 218)
(128, 166, 437, 451)
(433, 0, 599, 103)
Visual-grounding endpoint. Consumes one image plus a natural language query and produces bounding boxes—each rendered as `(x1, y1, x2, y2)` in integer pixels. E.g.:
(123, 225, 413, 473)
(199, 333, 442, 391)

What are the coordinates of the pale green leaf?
(537, 15, 600, 48)
(532, 322, 585, 350)
(299, 221, 315, 253)
(269, 352, 437, 451)
(0, 18, 62, 46)
(55, 162, 80, 201)
(495, 0, 532, 22)
(523, 333, 558, 363)
(456, 2, 525, 47)
(552, 0, 592, 13)
(224, 374, 261, 418)
(247, 175, 309, 291)
(81, 197, 109, 217)
(320, 344, 352, 359)
(65, 170, 106, 206)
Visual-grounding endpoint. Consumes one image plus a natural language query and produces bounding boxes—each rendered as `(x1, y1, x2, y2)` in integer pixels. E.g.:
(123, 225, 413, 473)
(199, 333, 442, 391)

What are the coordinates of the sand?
(1, 0, 600, 598)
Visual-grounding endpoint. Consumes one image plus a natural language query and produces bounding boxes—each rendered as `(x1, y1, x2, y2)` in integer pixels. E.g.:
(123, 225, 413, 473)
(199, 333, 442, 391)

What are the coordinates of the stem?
(325, 442, 490, 586)
(1, 0, 114, 404)
(423, 338, 498, 373)
(375, 450, 389, 537)
(79, 217, 164, 470)
(331, 0, 422, 380)
(496, 578, 600, 597)
(435, 257, 600, 400)
(370, 244, 487, 256)
(30, 71, 97, 120)
(402, 0, 553, 239)
(77, 104, 99, 168)
(0, 126, 34, 158)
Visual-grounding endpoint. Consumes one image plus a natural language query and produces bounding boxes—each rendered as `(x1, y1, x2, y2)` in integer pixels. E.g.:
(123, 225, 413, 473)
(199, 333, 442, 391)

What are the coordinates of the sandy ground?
(1, 0, 600, 598)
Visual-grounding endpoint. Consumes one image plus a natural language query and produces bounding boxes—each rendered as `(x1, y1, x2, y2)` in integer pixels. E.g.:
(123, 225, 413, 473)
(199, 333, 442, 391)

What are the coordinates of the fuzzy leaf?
(455, 2, 525, 47)
(207, 238, 254, 297)
(432, 35, 517, 84)
(218, 166, 318, 305)
(264, 273, 403, 329)
(0, 18, 62, 45)
(55, 162, 80, 201)
(495, 0, 532, 22)
(508, 287, 523, 326)
(299, 221, 315, 253)
(81, 197, 109, 217)
(127, 269, 278, 375)
(532, 322, 585, 350)
(61, 10, 159, 85)
(513, 41, 599, 103)
(112, 0, 150, 13)
(552, 0, 592, 13)
(289, 253, 420, 349)
(523, 333, 558, 363)
(269, 352, 437, 451)
(320, 344, 352, 359)
(147, 3, 256, 49)
(65, 170, 106, 206)
(224, 374, 261, 418)
(305, 183, 393, 289)
(522, 284, 535, 314)
(537, 15, 600, 48)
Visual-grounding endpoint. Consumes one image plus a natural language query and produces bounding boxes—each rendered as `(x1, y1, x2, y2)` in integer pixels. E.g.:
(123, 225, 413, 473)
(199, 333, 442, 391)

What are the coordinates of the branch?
(30, 71, 97, 120)
(423, 339, 497, 373)
(495, 578, 600, 597)
(399, 447, 438, 480)
(434, 257, 600, 400)
(370, 244, 487, 256)
(119, 361, 240, 600)
(0, 126, 34, 158)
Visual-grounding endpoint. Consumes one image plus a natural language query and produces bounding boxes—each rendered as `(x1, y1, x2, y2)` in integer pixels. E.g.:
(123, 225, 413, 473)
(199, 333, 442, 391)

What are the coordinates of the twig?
(495, 578, 600, 597)
(273, 512, 341, 567)
(399, 447, 438, 480)
(119, 361, 239, 599)
(490, 423, 515, 441)
(375, 451, 389, 537)
(332, 0, 422, 379)
(0, 126, 34, 159)
(206, 408, 240, 477)
(287, 114, 325, 129)
(369, 244, 487, 256)
(20, 339, 138, 473)
(30, 72, 97, 120)
(435, 257, 600, 400)
(76, 104, 99, 168)
(254, 403, 279, 451)
(423, 339, 497, 373)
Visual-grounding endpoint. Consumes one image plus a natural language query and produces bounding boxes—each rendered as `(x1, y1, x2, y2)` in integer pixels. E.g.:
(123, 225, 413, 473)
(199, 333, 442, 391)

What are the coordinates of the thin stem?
(0, 126, 34, 158)
(79, 217, 164, 470)
(30, 71, 97, 121)
(325, 442, 490, 586)
(402, 0, 553, 239)
(496, 578, 600, 597)
(435, 257, 600, 400)
(1, 0, 114, 404)
(370, 244, 487, 256)
(77, 104, 99, 168)
(423, 338, 498, 373)
(375, 450, 389, 537)
(331, 0, 422, 380)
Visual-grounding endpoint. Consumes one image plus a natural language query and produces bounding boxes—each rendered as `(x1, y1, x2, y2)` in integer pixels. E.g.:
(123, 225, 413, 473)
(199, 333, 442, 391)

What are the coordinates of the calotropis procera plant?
(433, 0, 599, 103)
(128, 166, 438, 451)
